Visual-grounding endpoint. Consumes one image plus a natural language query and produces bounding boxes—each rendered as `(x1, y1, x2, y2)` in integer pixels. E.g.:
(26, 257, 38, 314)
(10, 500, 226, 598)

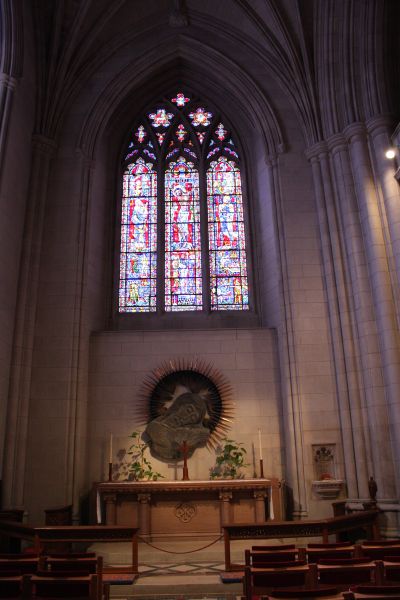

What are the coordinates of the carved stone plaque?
(175, 502, 196, 523)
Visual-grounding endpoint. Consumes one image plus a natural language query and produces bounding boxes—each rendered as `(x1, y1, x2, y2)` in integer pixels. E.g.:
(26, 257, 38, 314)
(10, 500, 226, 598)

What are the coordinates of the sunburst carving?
(135, 358, 234, 449)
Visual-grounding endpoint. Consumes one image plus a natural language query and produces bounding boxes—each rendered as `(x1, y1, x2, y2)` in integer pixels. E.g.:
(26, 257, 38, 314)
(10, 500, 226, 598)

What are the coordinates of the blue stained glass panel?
(165, 156, 202, 311)
(207, 157, 249, 310)
(119, 158, 157, 312)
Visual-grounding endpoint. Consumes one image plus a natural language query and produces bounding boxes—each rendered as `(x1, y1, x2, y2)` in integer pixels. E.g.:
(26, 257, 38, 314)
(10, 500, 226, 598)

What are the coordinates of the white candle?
(109, 433, 113, 463)
(258, 428, 262, 460)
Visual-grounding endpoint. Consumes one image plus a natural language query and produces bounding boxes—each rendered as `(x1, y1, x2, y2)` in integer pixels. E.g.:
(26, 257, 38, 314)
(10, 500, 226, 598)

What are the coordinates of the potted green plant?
(209, 437, 248, 479)
(114, 431, 164, 481)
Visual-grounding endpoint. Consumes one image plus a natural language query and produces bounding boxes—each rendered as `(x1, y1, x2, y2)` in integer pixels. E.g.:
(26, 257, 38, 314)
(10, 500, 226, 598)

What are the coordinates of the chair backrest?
(0, 553, 39, 559)
(248, 559, 308, 569)
(318, 558, 374, 565)
(351, 585, 400, 594)
(308, 542, 353, 549)
(244, 565, 316, 600)
(344, 593, 400, 600)
(30, 573, 98, 599)
(318, 563, 376, 589)
(45, 553, 96, 559)
(45, 557, 99, 574)
(269, 587, 339, 598)
(0, 574, 30, 599)
(0, 558, 38, 574)
(362, 545, 400, 559)
(307, 548, 355, 562)
(384, 563, 400, 583)
(251, 544, 296, 551)
(245, 549, 298, 565)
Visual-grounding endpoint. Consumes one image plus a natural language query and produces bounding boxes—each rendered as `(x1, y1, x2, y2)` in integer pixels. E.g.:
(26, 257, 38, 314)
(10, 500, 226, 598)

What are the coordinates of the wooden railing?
(223, 509, 380, 571)
(0, 521, 139, 572)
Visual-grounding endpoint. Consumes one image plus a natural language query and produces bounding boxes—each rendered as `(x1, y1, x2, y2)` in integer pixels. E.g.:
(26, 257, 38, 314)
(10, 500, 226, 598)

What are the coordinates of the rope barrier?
(137, 534, 224, 554)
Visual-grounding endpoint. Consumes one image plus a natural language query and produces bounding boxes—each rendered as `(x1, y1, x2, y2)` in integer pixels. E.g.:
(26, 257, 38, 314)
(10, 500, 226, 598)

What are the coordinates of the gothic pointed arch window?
(118, 91, 250, 315)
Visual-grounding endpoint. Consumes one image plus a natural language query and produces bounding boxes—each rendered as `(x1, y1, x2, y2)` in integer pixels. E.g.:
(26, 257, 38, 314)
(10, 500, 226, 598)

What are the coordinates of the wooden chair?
(29, 573, 98, 599)
(244, 564, 317, 600)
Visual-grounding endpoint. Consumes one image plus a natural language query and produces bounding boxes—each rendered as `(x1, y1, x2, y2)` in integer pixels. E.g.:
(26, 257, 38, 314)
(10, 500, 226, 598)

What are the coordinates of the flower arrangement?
(113, 431, 164, 481)
(209, 437, 248, 479)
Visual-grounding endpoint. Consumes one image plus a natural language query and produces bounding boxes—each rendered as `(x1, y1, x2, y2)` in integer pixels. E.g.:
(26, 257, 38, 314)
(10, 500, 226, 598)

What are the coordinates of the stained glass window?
(119, 159, 157, 312)
(118, 91, 250, 315)
(207, 157, 249, 310)
(165, 157, 202, 311)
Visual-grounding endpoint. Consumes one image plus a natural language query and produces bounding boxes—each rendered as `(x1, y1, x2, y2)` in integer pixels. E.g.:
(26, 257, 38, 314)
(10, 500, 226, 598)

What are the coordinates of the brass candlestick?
(108, 462, 113, 482)
(259, 458, 265, 479)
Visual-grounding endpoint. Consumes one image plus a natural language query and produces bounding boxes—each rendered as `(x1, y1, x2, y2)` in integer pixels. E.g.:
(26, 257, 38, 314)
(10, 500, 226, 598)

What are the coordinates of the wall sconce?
(385, 148, 396, 159)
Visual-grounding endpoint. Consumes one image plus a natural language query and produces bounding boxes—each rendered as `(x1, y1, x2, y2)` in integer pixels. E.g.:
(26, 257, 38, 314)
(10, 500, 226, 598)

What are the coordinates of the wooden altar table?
(95, 478, 282, 538)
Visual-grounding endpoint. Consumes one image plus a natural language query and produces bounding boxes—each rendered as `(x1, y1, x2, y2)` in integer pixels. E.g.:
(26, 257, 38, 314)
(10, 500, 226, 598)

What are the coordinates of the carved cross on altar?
(180, 440, 190, 481)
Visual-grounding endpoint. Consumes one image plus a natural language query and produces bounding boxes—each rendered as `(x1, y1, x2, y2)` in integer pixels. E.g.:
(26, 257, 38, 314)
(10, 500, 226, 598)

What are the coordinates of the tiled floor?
(138, 561, 226, 577)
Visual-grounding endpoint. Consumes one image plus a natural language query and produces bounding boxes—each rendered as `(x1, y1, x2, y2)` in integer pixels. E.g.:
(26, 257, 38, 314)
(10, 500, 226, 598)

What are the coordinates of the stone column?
(345, 122, 399, 498)
(267, 157, 308, 518)
(103, 493, 117, 525)
(65, 151, 95, 524)
(137, 493, 151, 536)
(219, 491, 233, 527)
(0, 74, 17, 178)
(253, 491, 267, 523)
(2, 135, 57, 509)
(367, 116, 400, 293)
(0, 73, 17, 474)
(307, 143, 361, 498)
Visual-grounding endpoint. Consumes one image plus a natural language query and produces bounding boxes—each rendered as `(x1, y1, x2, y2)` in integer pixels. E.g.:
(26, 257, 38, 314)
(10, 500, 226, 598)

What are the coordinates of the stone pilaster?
(345, 122, 400, 499)
(306, 141, 363, 498)
(266, 156, 308, 518)
(2, 135, 57, 509)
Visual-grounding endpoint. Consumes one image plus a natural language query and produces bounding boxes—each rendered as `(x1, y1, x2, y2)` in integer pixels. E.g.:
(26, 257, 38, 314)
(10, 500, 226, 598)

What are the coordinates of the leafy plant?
(209, 437, 248, 479)
(113, 431, 164, 481)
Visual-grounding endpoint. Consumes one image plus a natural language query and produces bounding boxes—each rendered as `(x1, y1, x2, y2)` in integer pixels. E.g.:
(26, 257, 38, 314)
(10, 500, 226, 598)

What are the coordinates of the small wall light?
(385, 148, 396, 159)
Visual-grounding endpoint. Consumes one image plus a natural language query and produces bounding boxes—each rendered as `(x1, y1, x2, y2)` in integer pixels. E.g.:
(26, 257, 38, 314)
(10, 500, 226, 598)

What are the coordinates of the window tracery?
(118, 91, 250, 314)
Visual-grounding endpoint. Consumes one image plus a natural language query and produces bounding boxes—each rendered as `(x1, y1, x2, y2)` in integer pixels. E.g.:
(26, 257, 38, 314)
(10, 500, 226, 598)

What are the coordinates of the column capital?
(344, 122, 367, 143)
(366, 115, 395, 137)
(75, 148, 95, 170)
(327, 133, 348, 156)
(137, 493, 151, 504)
(32, 134, 57, 156)
(253, 490, 267, 500)
(0, 73, 17, 90)
(305, 141, 328, 162)
(219, 491, 233, 502)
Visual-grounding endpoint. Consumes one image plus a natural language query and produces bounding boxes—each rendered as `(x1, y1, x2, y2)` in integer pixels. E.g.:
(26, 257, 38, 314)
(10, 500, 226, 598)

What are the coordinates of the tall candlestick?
(109, 433, 113, 464)
(258, 428, 262, 460)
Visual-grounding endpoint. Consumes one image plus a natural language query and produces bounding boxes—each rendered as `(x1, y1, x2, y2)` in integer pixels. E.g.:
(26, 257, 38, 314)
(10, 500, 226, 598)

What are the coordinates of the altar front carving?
(95, 479, 282, 538)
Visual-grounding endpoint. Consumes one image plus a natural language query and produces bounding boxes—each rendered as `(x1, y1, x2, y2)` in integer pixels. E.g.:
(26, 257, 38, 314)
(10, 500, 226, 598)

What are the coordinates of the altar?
(95, 479, 282, 538)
